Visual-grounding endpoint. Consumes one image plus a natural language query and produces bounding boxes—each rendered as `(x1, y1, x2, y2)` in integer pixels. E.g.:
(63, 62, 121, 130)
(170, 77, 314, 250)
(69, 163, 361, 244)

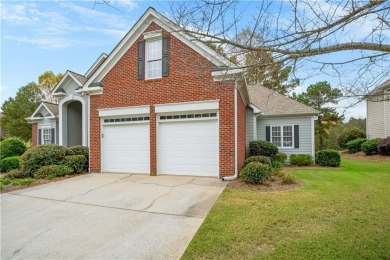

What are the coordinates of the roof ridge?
(68, 70, 86, 78)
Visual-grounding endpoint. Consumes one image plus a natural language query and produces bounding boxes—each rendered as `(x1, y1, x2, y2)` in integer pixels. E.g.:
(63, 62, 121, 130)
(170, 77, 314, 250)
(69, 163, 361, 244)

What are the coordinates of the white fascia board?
(76, 86, 103, 95)
(249, 104, 262, 114)
(51, 71, 82, 94)
(98, 105, 150, 117)
(82, 8, 234, 91)
(155, 100, 219, 114)
(84, 53, 108, 78)
(212, 69, 245, 82)
(52, 92, 66, 97)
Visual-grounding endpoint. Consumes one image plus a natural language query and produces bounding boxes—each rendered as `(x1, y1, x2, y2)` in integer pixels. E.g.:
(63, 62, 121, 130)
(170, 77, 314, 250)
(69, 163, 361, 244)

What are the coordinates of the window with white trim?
(146, 40, 162, 79)
(42, 129, 52, 144)
(271, 125, 293, 148)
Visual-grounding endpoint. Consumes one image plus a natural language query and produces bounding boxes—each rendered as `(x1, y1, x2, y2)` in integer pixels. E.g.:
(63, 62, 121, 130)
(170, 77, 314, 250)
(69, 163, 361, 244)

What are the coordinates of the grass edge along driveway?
(182, 159, 390, 259)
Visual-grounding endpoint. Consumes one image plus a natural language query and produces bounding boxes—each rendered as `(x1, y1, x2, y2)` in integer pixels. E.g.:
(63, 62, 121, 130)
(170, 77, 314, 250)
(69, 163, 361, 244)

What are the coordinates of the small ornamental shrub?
(33, 165, 73, 179)
(274, 152, 287, 163)
(290, 154, 313, 166)
(337, 127, 366, 149)
(0, 137, 26, 160)
(316, 149, 341, 167)
(270, 160, 284, 169)
(243, 156, 271, 167)
(240, 162, 272, 184)
(67, 146, 89, 159)
(361, 138, 381, 155)
(282, 173, 296, 184)
(249, 140, 278, 157)
(5, 168, 30, 179)
(20, 145, 69, 176)
(346, 138, 367, 154)
(0, 156, 20, 172)
(63, 155, 87, 173)
(377, 137, 390, 156)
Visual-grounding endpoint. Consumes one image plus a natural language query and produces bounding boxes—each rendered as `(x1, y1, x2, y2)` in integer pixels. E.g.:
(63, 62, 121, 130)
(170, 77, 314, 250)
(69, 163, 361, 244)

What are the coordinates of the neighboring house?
(366, 79, 390, 139)
(27, 7, 318, 178)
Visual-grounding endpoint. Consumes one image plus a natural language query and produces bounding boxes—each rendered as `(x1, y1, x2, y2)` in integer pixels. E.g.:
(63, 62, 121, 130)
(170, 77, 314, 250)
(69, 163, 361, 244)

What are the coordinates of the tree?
(1, 83, 41, 141)
(37, 71, 63, 102)
(169, 0, 390, 98)
(291, 81, 343, 150)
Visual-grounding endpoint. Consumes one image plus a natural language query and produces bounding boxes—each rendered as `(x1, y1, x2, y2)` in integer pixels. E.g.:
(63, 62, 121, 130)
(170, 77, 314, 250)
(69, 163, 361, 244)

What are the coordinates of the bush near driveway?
(289, 154, 313, 166)
(5, 168, 30, 179)
(0, 137, 26, 160)
(67, 145, 89, 159)
(33, 165, 73, 179)
(316, 149, 341, 167)
(249, 141, 278, 157)
(346, 138, 367, 154)
(240, 162, 272, 184)
(243, 156, 271, 167)
(0, 156, 20, 172)
(63, 155, 87, 173)
(361, 138, 381, 155)
(377, 137, 390, 156)
(20, 145, 69, 176)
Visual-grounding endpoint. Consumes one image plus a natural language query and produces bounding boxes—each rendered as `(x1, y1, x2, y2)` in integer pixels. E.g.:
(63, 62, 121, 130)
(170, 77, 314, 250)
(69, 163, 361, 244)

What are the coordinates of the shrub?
(33, 165, 73, 179)
(243, 156, 271, 167)
(20, 145, 69, 175)
(337, 127, 366, 149)
(274, 152, 287, 163)
(5, 168, 30, 179)
(316, 149, 341, 167)
(290, 154, 313, 166)
(0, 137, 26, 160)
(0, 156, 20, 172)
(377, 137, 390, 156)
(282, 173, 296, 184)
(270, 160, 284, 169)
(249, 140, 278, 157)
(240, 162, 272, 184)
(346, 138, 367, 154)
(63, 155, 87, 173)
(67, 146, 89, 159)
(361, 138, 381, 155)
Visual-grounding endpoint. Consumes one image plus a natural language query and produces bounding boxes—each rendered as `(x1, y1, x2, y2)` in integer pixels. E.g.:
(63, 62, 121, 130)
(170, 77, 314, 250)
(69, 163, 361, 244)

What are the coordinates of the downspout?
(223, 85, 238, 181)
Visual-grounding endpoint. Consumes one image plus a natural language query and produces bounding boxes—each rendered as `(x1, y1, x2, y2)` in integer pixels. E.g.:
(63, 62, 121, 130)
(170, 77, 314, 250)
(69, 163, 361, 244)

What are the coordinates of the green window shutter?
(162, 37, 169, 77)
(294, 125, 299, 148)
(266, 126, 270, 142)
(137, 41, 145, 79)
(38, 129, 42, 145)
(51, 128, 55, 144)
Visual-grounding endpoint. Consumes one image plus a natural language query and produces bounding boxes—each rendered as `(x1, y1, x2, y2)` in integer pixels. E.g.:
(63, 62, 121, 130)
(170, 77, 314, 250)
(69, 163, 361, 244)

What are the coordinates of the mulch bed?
(341, 151, 390, 162)
(0, 173, 86, 194)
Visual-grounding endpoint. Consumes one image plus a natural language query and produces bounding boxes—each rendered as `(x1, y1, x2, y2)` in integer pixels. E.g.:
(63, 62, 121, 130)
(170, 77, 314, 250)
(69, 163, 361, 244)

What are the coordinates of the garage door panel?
(103, 123, 150, 173)
(158, 119, 218, 177)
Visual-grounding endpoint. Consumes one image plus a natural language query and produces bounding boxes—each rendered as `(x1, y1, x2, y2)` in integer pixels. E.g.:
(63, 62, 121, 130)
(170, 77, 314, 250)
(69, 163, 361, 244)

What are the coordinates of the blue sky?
(1, 1, 370, 119)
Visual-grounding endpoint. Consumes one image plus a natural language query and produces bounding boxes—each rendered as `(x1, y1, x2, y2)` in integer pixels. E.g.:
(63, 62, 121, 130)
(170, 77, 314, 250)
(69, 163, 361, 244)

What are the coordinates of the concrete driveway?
(1, 174, 227, 259)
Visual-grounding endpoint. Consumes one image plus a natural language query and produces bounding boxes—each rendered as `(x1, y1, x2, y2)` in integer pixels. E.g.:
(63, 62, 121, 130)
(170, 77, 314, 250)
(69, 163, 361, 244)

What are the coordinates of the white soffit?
(98, 105, 150, 117)
(155, 100, 219, 113)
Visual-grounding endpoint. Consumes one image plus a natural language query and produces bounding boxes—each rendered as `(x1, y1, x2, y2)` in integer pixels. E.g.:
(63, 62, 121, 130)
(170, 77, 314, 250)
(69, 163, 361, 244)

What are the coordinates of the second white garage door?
(158, 118, 218, 177)
(102, 120, 150, 173)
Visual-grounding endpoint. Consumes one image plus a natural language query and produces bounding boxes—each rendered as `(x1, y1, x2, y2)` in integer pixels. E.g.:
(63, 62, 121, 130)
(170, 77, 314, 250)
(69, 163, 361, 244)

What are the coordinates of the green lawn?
(182, 159, 390, 259)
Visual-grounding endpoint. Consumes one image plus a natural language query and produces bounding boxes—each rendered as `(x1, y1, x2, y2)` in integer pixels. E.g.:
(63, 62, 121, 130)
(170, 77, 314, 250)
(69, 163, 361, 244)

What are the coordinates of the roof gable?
(248, 84, 319, 116)
(28, 101, 59, 120)
(82, 7, 236, 90)
(51, 70, 87, 94)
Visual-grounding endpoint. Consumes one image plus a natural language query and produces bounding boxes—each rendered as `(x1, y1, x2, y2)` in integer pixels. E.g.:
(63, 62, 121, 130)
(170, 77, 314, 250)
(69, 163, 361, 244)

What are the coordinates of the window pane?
(271, 126, 281, 147)
(283, 126, 293, 147)
(147, 60, 162, 78)
(147, 40, 162, 60)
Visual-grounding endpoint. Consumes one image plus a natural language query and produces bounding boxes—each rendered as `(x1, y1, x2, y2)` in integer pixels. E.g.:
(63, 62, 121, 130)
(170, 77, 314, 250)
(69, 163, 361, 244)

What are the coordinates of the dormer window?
(138, 30, 169, 80)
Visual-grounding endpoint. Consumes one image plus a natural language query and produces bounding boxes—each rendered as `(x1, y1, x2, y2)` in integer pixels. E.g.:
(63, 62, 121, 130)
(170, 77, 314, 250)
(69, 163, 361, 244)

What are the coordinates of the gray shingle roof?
(42, 101, 59, 116)
(69, 71, 88, 85)
(248, 84, 319, 116)
(369, 78, 390, 95)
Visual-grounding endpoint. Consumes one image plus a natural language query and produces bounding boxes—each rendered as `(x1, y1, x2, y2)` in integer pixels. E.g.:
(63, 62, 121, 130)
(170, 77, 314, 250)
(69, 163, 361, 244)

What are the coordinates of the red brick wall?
(89, 22, 236, 178)
(31, 123, 37, 146)
(237, 92, 246, 172)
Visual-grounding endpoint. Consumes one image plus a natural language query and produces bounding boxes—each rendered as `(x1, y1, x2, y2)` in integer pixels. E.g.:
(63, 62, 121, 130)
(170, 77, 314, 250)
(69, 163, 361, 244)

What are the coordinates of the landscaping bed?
(341, 150, 390, 162)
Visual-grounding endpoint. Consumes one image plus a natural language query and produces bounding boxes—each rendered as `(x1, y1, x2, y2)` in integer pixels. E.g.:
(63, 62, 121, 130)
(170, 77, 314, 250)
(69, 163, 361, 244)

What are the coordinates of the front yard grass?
(182, 159, 390, 259)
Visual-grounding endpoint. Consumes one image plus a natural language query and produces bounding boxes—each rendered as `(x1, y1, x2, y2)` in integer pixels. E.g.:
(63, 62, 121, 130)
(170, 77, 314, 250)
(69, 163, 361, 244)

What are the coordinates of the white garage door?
(102, 117, 150, 173)
(158, 113, 218, 177)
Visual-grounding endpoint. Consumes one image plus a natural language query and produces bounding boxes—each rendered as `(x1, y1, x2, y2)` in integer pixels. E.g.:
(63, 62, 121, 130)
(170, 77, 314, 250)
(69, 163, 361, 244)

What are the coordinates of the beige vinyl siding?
(367, 100, 386, 139)
(256, 116, 314, 158)
(246, 108, 254, 155)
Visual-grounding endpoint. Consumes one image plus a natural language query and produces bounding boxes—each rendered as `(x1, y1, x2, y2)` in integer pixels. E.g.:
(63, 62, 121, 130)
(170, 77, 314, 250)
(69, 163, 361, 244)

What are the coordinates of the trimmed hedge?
(243, 156, 271, 167)
(240, 162, 272, 184)
(63, 155, 87, 173)
(274, 152, 287, 163)
(249, 141, 278, 157)
(67, 146, 89, 159)
(5, 168, 30, 179)
(33, 165, 73, 179)
(337, 128, 365, 149)
(0, 137, 26, 160)
(377, 137, 390, 156)
(20, 145, 69, 176)
(361, 138, 381, 155)
(346, 138, 367, 154)
(316, 149, 341, 167)
(0, 156, 20, 172)
(290, 154, 313, 166)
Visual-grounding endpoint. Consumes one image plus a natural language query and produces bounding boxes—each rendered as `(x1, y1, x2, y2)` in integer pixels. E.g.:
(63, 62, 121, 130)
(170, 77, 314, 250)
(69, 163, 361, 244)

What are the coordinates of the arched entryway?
(66, 101, 82, 146)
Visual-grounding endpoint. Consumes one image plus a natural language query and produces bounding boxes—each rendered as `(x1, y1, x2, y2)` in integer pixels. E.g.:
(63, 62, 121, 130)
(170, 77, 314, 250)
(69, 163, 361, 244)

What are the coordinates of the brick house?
(27, 8, 318, 179)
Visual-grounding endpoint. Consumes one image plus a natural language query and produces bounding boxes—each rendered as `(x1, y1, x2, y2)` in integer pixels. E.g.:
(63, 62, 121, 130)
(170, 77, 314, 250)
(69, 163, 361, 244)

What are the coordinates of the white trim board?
(155, 100, 219, 113)
(98, 105, 150, 117)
